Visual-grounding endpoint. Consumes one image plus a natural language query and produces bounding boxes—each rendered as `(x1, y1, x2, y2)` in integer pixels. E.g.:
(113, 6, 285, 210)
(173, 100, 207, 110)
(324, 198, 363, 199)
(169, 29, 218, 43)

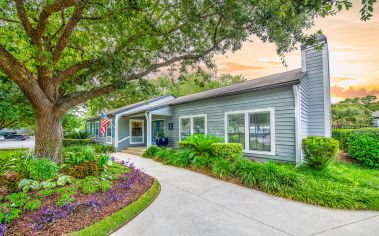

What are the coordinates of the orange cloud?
(332, 77, 354, 82)
(331, 85, 379, 98)
(218, 62, 265, 72)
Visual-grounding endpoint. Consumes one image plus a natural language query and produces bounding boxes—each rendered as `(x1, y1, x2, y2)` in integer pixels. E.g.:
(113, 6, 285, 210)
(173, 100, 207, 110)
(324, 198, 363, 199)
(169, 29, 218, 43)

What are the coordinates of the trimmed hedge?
(333, 128, 379, 168)
(303, 136, 339, 170)
(63, 139, 91, 146)
(211, 143, 243, 161)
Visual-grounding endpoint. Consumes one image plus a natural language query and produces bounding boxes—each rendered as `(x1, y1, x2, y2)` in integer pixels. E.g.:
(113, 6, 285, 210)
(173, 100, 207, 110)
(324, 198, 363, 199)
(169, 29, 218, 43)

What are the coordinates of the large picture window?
(179, 115, 207, 140)
(225, 109, 275, 155)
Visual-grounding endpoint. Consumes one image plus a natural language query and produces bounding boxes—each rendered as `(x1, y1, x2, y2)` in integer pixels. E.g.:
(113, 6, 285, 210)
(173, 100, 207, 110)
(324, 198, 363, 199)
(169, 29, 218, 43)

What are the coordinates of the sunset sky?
(214, 0, 379, 103)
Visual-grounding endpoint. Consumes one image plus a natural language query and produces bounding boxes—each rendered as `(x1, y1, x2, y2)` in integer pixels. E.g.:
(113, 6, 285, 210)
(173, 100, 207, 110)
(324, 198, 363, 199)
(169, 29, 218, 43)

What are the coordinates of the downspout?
(293, 85, 302, 165)
(114, 114, 119, 151)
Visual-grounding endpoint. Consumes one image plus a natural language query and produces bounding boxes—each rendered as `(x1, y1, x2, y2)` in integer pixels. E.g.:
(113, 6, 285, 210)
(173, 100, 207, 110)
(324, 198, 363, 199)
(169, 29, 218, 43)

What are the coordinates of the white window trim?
(179, 114, 207, 141)
(95, 121, 100, 137)
(106, 119, 113, 144)
(129, 119, 145, 144)
(224, 108, 275, 156)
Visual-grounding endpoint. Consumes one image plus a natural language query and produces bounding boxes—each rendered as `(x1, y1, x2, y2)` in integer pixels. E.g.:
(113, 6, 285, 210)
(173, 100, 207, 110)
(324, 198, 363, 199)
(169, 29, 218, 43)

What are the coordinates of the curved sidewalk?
(112, 153, 378, 236)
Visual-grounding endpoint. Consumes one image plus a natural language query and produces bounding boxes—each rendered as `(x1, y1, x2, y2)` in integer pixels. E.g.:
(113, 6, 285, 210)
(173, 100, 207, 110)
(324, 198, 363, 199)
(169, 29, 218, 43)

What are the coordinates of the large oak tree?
(0, 0, 375, 163)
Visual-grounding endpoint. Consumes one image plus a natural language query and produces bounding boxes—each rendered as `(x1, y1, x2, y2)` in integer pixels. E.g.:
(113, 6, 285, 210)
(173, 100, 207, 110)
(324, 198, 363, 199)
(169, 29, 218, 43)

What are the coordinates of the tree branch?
(56, 37, 224, 115)
(0, 17, 20, 23)
(34, 0, 77, 46)
(56, 60, 94, 81)
(14, 0, 34, 37)
(0, 44, 52, 109)
(57, 84, 117, 115)
(52, 1, 86, 64)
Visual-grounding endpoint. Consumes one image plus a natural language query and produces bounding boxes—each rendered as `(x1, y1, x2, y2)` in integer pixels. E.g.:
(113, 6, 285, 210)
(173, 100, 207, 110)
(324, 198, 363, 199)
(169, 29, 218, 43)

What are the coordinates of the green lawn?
(283, 162, 379, 210)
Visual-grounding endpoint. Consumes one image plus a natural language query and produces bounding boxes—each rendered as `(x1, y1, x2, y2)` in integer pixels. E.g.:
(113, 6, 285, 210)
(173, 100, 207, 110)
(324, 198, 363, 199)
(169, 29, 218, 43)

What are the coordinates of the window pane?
(180, 118, 191, 140)
(249, 112, 271, 151)
(193, 117, 205, 134)
(227, 113, 245, 147)
(107, 120, 112, 137)
(131, 121, 143, 137)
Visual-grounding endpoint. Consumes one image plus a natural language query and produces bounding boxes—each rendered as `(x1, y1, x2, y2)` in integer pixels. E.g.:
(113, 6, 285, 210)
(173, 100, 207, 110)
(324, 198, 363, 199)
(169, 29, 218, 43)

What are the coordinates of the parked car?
(0, 132, 30, 140)
(0, 135, 4, 141)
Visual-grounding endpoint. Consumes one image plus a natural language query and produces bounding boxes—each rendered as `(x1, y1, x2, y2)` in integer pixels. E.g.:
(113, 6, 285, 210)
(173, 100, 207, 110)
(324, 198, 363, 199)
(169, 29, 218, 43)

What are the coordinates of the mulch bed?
(5, 172, 154, 236)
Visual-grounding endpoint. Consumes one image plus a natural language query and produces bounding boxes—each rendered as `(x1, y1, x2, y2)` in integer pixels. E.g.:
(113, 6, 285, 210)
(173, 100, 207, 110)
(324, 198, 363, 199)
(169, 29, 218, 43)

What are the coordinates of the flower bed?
(0, 148, 157, 236)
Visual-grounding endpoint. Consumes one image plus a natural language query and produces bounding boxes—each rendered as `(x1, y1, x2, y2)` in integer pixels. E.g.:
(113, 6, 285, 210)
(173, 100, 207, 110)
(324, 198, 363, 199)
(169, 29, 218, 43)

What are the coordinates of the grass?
(143, 146, 379, 210)
(281, 162, 379, 210)
(70, 180, 160, 236)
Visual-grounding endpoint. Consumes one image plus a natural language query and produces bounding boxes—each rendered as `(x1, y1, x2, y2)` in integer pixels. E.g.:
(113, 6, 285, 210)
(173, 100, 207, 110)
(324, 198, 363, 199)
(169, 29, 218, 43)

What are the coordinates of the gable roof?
(85, 95, 175, 121)
(168, 68, 305, 106)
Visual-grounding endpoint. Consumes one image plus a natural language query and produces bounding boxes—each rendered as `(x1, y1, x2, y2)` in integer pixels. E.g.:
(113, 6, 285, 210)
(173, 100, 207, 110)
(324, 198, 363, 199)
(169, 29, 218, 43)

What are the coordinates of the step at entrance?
(122, 146, 146, 156)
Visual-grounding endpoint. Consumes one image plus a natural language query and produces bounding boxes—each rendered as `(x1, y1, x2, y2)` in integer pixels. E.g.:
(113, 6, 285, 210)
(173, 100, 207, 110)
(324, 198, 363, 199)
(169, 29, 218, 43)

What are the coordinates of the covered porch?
(114, 105, 174, 151)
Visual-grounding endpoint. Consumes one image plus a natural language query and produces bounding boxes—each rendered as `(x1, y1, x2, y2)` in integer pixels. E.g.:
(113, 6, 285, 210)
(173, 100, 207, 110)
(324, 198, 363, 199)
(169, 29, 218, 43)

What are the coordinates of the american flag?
(100, 112, 110, 136)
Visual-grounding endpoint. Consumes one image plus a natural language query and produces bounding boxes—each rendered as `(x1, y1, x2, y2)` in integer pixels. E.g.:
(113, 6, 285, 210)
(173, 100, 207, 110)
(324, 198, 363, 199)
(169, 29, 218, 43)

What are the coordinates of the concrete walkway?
(112, 153, 379, 236)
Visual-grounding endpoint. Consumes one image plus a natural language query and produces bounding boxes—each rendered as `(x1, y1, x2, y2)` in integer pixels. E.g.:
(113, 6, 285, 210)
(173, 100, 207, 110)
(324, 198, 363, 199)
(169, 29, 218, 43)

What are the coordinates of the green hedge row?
(63, 139, 92, 146)
(333, 128, 379, 168)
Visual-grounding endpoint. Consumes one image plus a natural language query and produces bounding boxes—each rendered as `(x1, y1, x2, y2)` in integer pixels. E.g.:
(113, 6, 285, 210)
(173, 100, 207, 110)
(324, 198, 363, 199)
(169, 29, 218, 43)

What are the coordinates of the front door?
(152, 120, 164, 144)
(130, 119, 144, 144)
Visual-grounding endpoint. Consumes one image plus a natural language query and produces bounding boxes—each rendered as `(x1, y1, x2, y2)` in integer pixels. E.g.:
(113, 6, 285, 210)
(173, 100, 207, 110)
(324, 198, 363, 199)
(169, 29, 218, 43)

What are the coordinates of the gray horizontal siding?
(304, 47, 328, 136)
(166, 86, 296, 163)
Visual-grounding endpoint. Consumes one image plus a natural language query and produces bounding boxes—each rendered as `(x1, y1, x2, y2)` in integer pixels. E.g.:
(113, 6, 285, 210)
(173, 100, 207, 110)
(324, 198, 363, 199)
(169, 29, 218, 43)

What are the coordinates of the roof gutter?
(169, 79, 301, 106)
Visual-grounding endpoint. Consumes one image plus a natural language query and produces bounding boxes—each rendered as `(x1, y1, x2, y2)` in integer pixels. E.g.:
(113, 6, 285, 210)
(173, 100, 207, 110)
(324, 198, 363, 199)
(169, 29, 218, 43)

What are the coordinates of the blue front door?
(152, 120, 164, 144)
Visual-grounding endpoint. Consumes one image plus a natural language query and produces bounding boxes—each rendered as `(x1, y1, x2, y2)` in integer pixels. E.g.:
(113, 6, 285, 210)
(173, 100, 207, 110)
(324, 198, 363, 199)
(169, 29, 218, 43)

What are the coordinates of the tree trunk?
(34, 111, 63, 164)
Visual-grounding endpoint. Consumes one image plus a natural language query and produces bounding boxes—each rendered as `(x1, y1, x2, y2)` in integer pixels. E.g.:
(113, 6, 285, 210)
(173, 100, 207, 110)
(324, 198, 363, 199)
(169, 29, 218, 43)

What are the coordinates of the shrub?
(0, 172, 22, 191)
(63, 138, 91, 146)
(97, 154, 112, 167)
(257, 162, 298, 193)
(98, 180, 113, 192)
(235, 158, 261, 187)
(66, 130, 90, 139)
(7, 192, 30, 207)
(24, 199, 41, 211)
(0, 207, 21, 223)
(211, 143, 244, 161)
(180, 134, 222, 155)
(178, 141, 193, 150)
(163, 149, 195, 167)
(66, 161, 100, 179)
(155, 148, 177, 161)
(143, 146, 160, 158)
(92, 144, 115, 153)
(333, 128, 379, 150)
(29, 158, 58, 180)
(303, 136, 339, 170)
(191, 155, 212, 169)
(0, 150, 32, 178)
(63, 145, 96, 166)
(346, 132, 379, 168)
(211, 157, 234, 179)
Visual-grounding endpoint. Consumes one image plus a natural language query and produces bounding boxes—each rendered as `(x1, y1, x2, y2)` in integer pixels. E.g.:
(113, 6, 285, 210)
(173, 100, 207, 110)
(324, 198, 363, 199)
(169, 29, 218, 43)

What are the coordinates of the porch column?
(114, 114, 119, 150)
(146, 112, 152, 147)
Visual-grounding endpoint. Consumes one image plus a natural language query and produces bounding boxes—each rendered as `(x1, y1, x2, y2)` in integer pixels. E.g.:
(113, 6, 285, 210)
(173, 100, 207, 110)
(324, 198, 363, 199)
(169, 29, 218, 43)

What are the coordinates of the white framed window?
(129, 119, 144, 144)
(179, 114, 207, 141)
(106, 119, 112, 144)
(225, 108, 275, 155)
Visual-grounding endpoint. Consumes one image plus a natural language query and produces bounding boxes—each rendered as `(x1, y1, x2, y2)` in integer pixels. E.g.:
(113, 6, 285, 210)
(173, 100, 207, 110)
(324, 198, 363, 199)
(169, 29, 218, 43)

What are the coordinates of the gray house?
(373, 111, 379, 127)
(86, 35, 331, 164)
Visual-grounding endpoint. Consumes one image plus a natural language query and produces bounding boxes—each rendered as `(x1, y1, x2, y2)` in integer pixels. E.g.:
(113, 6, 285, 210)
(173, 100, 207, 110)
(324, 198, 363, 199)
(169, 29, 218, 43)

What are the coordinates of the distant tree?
(62, 112, 82, 133)
(153, 71, 245, 97)
(332, 97, 374, 127)
(86, 72, 244, 116)
(0, 76, 34, 131)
